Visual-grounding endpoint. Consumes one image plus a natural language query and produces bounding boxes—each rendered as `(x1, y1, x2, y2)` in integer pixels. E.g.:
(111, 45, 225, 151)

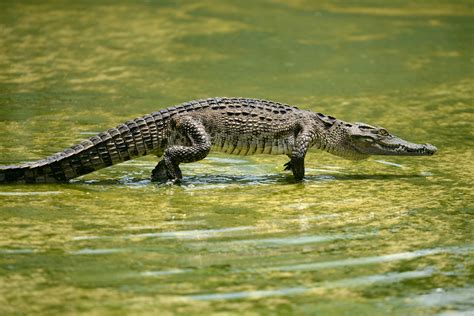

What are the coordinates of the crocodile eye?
(378, 129, 389, 136)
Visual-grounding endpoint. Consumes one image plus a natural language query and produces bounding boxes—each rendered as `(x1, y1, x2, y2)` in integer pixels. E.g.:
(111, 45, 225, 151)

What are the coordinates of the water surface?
(1, 1, 473, 315)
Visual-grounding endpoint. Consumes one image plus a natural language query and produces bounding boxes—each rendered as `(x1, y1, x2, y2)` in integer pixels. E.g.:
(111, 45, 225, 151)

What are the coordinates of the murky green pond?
(1, 1, 473, 315)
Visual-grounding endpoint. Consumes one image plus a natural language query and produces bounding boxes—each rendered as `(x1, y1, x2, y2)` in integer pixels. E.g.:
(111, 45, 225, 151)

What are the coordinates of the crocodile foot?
(151, 159, 182, 184)
(283, 158, 304, 181)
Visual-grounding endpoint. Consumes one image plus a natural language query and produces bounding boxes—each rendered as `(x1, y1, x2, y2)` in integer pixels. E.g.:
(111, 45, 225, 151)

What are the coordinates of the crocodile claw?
(283, 161, 293, 171)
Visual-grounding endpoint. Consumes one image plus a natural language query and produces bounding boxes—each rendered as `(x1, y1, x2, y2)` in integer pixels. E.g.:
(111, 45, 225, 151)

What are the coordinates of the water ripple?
(0, 249, 36, 254)
(188, 233, 369, 251)
(413, 286, 474, 309)
(238, 234, 352, 246)
(374, 160, 404, 168)
(72, 226, 255, 241)
(126, 226, 255, 239)
(141, 269, 192, 277)
(260, 245, 474, 272)
(188, 268, 435, 301)
(69, 248, 125, 255)
(0, 191, 62, 196)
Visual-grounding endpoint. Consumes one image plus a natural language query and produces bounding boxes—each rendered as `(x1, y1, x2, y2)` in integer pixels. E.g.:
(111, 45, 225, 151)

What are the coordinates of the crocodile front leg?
(151, 115, 211, 183)
(284, 126, 315, 181)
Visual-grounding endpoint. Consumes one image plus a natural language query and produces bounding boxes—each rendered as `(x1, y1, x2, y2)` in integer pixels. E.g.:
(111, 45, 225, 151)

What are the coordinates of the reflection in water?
(0, 0, 472, 315)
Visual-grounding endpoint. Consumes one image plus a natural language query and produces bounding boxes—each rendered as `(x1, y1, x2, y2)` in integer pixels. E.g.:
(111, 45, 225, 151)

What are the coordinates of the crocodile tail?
(0, 114, 163, 184)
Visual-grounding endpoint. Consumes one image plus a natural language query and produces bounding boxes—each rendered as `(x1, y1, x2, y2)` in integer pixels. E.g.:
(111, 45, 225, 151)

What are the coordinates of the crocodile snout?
(423, 144, 438, 155)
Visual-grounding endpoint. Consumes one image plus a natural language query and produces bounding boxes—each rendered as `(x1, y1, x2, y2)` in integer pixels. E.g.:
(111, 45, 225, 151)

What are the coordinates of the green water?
(1, 1, 473, 315)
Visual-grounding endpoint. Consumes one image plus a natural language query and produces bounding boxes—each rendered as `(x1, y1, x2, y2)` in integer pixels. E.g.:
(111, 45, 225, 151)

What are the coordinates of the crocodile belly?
(211, 136, 291, 156)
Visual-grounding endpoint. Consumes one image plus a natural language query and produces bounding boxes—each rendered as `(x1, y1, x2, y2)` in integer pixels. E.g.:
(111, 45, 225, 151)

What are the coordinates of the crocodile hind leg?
(284, 126, 315, 181)
(151, 115, 211, 184)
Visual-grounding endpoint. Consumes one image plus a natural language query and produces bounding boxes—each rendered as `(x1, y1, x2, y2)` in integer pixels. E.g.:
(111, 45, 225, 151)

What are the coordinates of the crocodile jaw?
(353, 137, 438, 156)
(342, 122, 438, 157)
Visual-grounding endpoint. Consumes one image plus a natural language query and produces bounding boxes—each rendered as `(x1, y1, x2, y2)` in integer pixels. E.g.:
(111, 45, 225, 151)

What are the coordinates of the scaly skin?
(0, 97, 437, 184)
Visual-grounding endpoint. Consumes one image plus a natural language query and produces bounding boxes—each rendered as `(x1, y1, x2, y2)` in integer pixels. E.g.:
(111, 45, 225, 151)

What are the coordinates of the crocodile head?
(344, 122, 437, 159)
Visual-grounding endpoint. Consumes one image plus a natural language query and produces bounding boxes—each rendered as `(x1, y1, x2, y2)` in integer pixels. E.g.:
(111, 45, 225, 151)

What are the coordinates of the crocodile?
(0, 97, 437, 184)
